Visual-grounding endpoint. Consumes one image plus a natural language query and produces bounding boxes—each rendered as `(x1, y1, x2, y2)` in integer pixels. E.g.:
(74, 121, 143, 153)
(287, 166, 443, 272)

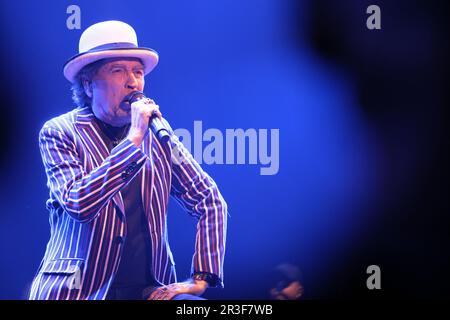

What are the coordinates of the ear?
(83, 79, 93, 98)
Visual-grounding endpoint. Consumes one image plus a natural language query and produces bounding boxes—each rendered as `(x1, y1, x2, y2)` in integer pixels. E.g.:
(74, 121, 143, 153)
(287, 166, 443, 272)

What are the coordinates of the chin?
(116, 119, 131, 127)
(106, 114, 128, 127)
(112, 110, 130, 122)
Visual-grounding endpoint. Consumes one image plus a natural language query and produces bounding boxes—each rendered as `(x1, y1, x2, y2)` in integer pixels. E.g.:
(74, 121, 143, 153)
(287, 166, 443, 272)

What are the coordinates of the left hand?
(147, 279, 209, 300)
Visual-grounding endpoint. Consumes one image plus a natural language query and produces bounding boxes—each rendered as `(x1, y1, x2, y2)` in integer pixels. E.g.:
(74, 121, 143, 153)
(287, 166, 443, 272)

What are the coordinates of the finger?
(158, 288, 177, 300)
(144, 104, 159, 115)
(149, 283, 188, 300)
(161, 286, 182, 300)
(151, 291, 165, 300)
(164, 291, 178, 300)
(160, 291, 173, 300)
(143, 106, 159, 119)
(151, 290, 166, 300)
(148, 287, 167, 300)
(153, 110, 163, 119)
(148, 289, 159, 300)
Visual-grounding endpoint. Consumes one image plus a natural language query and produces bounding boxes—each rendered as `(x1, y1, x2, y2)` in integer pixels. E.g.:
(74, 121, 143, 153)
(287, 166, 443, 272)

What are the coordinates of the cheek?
(95, 80, 121, 101)
(92, 80, 108, 99)
(93, 79, 108, 90)
(138, 78, 145, 90)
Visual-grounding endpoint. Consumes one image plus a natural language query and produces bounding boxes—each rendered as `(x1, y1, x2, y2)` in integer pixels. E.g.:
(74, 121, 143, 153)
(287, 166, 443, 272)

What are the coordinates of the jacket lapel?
(74, 107, 125, 214)
(141, 130, 155, 225)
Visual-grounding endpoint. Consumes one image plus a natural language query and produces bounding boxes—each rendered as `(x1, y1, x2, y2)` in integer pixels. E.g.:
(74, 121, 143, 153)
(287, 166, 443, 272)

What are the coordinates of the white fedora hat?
(63, 20, 159, 83)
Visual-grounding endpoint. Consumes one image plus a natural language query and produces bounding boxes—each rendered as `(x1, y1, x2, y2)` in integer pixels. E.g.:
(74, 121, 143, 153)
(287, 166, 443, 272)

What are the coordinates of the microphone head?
(124, 91, 146, 104)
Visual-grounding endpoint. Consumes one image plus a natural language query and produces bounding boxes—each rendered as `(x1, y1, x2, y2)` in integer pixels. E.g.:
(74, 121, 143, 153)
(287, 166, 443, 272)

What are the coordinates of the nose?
(125, 71, 139, 90)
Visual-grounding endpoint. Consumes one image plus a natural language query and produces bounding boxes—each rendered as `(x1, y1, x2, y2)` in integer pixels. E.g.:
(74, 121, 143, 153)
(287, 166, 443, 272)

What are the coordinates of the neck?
(95, 116, 129, 141)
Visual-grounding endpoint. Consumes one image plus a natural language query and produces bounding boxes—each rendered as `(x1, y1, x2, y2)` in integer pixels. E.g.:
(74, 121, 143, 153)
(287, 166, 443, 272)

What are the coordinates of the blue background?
(0, 0, 448, 299)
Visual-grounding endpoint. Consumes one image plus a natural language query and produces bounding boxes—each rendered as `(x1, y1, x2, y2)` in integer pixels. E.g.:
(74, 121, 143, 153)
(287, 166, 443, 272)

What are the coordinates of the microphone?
(125, 91, 171, 144)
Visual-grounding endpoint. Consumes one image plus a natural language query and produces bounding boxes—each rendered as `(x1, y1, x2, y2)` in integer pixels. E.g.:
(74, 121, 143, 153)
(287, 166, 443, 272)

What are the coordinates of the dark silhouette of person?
(269, 263, 304, 300)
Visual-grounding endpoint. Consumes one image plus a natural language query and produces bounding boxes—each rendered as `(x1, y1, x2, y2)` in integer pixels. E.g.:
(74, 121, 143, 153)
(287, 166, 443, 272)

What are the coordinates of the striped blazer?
(29, 106, 227, 300)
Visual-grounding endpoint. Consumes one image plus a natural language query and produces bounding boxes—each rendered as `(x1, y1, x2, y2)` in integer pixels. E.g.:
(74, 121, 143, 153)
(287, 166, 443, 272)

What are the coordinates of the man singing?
(29, 20, 227, 300)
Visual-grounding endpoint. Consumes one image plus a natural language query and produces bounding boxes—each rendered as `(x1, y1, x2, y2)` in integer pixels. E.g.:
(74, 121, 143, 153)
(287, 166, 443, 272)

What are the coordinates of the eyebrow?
(109, 64, 144, 70)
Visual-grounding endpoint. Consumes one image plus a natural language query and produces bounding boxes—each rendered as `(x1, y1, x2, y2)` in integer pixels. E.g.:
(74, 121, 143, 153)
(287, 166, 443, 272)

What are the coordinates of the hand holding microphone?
(125, 91, 171, 146)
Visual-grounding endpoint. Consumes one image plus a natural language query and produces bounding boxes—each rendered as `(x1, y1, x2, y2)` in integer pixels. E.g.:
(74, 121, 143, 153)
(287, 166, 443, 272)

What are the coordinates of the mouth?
(119, 92, 136, 111)
(119, 100, 131, 112)
(119, 91, 144, 112)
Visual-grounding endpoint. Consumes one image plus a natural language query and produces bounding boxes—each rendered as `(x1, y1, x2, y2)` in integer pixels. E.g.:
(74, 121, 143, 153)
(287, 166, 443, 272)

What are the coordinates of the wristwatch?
(192, 272, 220, 288)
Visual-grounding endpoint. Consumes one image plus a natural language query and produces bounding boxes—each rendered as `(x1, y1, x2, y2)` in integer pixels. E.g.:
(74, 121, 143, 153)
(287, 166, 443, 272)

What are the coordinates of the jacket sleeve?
(168, 133, 228, 288)
(39, 124, 148, 223)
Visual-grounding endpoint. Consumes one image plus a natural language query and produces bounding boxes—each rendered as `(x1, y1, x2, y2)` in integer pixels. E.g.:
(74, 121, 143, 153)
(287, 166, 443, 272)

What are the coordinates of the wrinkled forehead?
(99, 57, 144, 69)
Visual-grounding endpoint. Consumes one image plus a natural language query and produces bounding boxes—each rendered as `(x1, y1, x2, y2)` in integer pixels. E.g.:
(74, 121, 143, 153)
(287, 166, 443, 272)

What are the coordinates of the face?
(86, 57, 145, 127)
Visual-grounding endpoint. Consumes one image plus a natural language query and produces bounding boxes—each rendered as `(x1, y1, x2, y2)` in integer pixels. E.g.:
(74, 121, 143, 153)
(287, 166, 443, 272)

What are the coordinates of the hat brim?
(63, 47, 159, 83)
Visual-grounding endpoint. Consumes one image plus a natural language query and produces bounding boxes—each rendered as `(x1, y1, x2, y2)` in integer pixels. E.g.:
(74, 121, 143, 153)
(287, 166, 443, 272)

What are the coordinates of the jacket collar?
(73, 106, 159, 217)
(74, 107, 126, 213)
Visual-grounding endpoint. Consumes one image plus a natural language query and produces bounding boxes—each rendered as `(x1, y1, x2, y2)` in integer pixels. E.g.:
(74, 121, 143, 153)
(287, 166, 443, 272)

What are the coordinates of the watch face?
(193, 273, 217, 287)
(193, 274, 205, 281)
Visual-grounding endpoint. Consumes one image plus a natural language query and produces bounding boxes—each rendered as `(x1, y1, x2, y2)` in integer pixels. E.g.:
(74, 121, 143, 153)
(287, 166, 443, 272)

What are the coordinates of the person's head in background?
(269, 263, 304, 300)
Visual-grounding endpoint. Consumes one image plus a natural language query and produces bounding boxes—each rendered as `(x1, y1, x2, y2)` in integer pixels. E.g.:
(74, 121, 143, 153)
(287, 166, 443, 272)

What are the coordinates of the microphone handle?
(149, 116, 171, 144)
(126, 91, 171, 143)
